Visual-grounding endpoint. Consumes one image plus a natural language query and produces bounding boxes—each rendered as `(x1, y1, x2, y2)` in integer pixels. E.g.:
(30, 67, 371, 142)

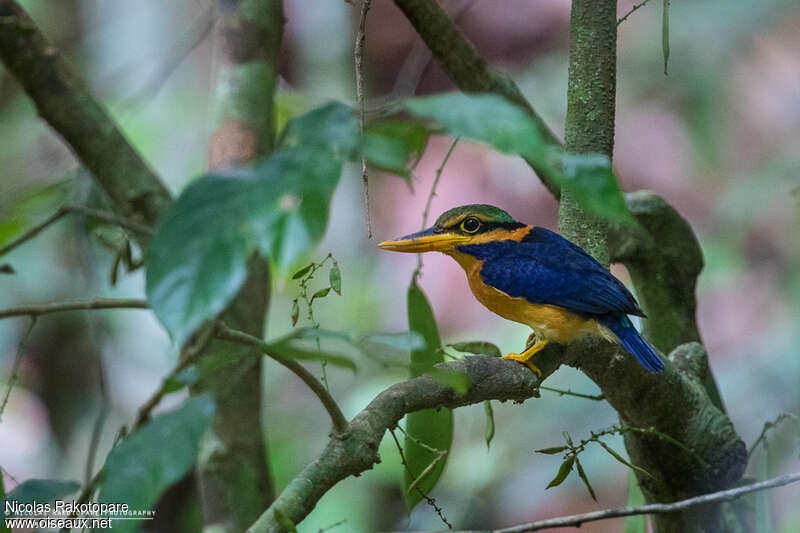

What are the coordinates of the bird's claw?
(502, 338, 548, 378)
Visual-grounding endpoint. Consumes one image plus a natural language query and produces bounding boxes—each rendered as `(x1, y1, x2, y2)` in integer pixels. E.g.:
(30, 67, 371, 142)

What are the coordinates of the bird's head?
(378, 204, 527, 254)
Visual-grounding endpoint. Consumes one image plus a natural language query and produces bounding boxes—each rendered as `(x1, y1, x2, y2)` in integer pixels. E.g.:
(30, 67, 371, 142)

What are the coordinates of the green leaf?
(96, 395, 215, 533)
(560, 153, 637, 225)
(273, 509, 299, 533)
(575, 457, 597, 502)
(162, 365, 200, 394)
(536, 446, 569, 455)
(448, 341, 502, 358)
(484, 401, 495, 450)
(428, 367, 469, 394)
(597, 440, 653, 478)
(404, 93, 546, 161)
(279, 102, 360, 161)
(312, 287, 331, 300)
(359, 331, 425, 351)
(291, 299, 300, 326)
(291, 263, 313, 279)
(266, 339, 357, 371)
(147, 145, 344, 345)
(546, 456, 575, 489)
(623, 470, 647, 533)
(329, 266, 341, 295)
(1, 479, 80, 520)
(361, 120, 429, 179)
(403, 93, 636, 227)
(403, 281, 452, 512)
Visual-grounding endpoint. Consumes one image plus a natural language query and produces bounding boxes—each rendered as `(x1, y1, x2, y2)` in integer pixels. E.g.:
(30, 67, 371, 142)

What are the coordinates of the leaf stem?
(0, 205, 152, 259)
(215, 322, 349, 434)
(0, 298, 149, 320)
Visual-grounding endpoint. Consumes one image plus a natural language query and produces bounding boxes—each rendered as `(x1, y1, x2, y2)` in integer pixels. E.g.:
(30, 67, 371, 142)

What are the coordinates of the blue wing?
(458, 227, 644, 317)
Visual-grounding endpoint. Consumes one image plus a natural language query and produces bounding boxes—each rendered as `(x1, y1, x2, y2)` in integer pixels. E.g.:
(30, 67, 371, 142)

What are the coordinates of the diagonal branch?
(246, 345, 561, 533)
(0, 1, 171, 231)
(392, 0, 561, 195)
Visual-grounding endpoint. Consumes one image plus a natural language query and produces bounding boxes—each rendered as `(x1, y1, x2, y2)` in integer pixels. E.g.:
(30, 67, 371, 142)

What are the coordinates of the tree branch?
(0, 205, 152, 259)
(215, 323, 349, 435)
(246, 345, 566, 533)
(0, 298, 148, 319)
(427, 471, 800, 533)
(0, 1, 171, 231)
(392, 0, 561, 195)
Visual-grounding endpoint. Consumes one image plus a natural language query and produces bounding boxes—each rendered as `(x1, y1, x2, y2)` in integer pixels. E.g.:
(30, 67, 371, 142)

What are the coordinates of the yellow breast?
(448, 250, 615, 344)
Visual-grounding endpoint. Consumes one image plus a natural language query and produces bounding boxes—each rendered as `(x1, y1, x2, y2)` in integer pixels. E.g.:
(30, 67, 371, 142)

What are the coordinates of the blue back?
(457, 227, 644, 318)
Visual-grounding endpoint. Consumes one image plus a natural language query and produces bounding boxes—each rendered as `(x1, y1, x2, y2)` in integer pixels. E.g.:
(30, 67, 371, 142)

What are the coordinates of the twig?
(85, 356, 109, 485)
(749, 413, 799, 457)
(413, 137, 460, 279)
(0, 298, 148, 319)
(0, 205, 152, 258)
(425, 471, 800, 533)
(0, 317, 37, 420)
(540, 385, 604, 401)
(131, 323, 218, 430)
(617, 0, 653, 26)
(215, 322, 349, 434)
(389, 428, 452, 529)
(354, 0, 373, 238)
(0, 208, 68, 258)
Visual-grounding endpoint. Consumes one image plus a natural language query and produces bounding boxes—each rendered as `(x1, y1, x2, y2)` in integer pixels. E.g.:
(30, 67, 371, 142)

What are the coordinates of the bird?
(378, 204, 664, 376)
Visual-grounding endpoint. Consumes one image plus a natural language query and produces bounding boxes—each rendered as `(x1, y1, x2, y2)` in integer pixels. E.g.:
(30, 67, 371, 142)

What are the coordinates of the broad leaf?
(148, 141, 346, 344)
(575, 457, 597, 502)
(560, 153, 637, 225)
(404, 92, 637, 226)
(404, 93, 546, 161)
(428, 367, 469, 394)
(546, 456, 575, 489)
(484, 401, 495, 450)
(1, 479, 80, 520)
(266, 338, 357, 372)
(403, 281, 453, 512)
(362, 120, 429, 179)
(448, 341, 502, 358)
(96, 396, 215, 533)
(359, 331, 425, 352)
(279, 102, 360, 160)
(624, 470, 647, 533)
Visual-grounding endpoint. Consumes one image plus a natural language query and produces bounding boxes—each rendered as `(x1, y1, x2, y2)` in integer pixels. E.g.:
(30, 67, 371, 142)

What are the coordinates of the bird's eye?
(460, 217, 481, 234)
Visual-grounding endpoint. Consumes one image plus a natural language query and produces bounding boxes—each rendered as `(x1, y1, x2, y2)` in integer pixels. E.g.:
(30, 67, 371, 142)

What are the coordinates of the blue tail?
(602, 315, 664, 373)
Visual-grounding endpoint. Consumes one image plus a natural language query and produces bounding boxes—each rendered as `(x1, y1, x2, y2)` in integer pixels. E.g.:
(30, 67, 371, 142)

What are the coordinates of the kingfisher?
(378, 204, 664, 376)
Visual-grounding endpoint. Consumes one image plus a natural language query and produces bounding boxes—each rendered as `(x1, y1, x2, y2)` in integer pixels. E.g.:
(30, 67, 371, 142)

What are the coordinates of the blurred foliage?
(1, 1, 799, 532)
(97, 395, 214, 533)
(403, 281, 453, 513)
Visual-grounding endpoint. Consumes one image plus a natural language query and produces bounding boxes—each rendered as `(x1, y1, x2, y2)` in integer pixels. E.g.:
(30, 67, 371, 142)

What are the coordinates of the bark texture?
(0, 0, 170, 233)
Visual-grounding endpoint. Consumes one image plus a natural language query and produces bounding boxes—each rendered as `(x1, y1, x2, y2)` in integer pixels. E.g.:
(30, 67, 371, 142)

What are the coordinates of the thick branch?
(247, 346, 566, 533)
(609, 191, 724, 411)
(392, 0, 561, 195)
(0, 1, 170, 231)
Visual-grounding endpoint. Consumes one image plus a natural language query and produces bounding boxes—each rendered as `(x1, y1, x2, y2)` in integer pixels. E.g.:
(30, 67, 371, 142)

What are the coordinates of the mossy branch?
(0, 0, 171, 231)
